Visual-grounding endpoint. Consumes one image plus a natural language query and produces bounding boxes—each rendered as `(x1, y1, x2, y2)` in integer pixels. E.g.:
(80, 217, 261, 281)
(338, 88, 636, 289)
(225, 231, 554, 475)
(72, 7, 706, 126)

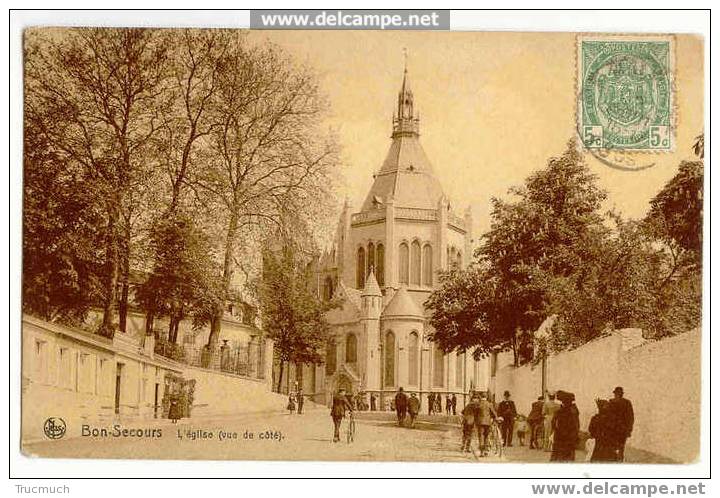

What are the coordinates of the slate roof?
(382, 286, 424, 318)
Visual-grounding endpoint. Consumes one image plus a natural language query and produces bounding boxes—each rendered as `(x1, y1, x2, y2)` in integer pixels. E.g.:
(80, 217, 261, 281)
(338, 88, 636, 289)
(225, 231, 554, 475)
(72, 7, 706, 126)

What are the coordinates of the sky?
(248, 31, 704, 239)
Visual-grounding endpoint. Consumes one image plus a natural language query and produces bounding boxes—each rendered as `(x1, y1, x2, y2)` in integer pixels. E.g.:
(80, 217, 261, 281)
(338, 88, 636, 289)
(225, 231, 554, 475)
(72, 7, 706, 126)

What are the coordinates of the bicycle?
(487, 419, 504, 458)
(346, 411, 356, 444)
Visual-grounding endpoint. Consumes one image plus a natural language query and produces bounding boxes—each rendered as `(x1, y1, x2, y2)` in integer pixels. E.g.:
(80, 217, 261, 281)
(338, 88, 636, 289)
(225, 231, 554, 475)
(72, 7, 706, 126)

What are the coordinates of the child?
(460, 395, 480, 453)
(287, 393, 296, 414)
(516, 414, 529, 446)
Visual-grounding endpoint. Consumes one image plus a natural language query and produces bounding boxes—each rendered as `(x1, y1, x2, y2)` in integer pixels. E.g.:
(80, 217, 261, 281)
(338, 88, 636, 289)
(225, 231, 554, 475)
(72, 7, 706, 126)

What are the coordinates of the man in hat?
(296, 388, 304, 415)
(394, 387, 408, 426)
(330, 388, 354, 443)
(527, 395, 545, 449)
(407, 392, 421, 428)
(498, 390, 518, 447)
(608, 386, 634, 461)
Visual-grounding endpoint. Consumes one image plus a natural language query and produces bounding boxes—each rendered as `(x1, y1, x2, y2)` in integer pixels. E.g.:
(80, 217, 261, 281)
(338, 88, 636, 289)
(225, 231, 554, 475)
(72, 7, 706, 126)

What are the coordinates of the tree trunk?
(512, 327, 520, 367)
(276, 360, 285, 393)
(118, 223, 131, 333)
(168, 316, 177, 343)
(206, 212, 239, 349)
(145, 309, 155, 336)
(100, 202, 120, 338)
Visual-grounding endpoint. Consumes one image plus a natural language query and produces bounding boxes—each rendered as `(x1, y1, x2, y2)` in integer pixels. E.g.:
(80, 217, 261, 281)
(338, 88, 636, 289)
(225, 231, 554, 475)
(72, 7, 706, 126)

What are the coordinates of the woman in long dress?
(589, 399, 617, 462)
(551, 391, 580, 462)
(287, 393, 296, 414)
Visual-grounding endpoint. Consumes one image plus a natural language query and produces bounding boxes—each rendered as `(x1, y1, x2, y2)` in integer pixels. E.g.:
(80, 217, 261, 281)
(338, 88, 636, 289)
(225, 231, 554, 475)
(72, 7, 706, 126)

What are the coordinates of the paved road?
(25, 411, 554, 462)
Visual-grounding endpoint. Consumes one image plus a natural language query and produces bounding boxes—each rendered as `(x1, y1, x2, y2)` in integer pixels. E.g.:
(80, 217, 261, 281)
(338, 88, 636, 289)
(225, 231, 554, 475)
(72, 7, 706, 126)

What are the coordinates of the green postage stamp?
(578, 35, 675, 151)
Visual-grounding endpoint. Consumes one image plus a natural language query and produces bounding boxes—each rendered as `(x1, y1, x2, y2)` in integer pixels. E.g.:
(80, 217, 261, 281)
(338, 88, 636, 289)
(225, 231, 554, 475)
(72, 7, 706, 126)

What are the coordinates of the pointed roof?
(360, 64, 445, 211)
(336, 281, 361, 311)
(382, 287, 423, 318)
(362, 268, 382, 297)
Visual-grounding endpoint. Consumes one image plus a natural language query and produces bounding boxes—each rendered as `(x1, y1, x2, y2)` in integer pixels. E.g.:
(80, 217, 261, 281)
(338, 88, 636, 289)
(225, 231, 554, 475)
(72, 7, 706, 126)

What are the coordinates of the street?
(23, 411, 572, 463)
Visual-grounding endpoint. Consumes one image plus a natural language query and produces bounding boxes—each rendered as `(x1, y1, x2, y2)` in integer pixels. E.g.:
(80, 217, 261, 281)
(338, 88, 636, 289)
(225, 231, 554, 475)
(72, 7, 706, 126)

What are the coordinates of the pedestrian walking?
(296, 388, 304, 415)
(516, 414, 528, 446)
(168, 398, 182, 424)
(451, 394, 457, 415)
(428, 392, 435, 415)
(550, 391, 580, 462)
(394, 387, 408, 426)
(498, 390, 518, 447)
(476, 391, 498, 457)
(370, 393, 377, 411)
(527, 395, 544, 449)
(608, 386, 634, 462)
(445, 395, 452, 415)
(330, 388, 354, 443)
(287, 393, 296, 415)
(543, 392, 561, 451)
(588, 399, 617, 462)
(460, 394, 480, 453)
(434, 394, 442, 415)
(408, 393, 420, 428)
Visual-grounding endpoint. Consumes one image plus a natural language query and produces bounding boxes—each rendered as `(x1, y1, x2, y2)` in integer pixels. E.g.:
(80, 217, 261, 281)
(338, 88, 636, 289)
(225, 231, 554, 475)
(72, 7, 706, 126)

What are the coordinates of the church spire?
(393, 49, 419, 138)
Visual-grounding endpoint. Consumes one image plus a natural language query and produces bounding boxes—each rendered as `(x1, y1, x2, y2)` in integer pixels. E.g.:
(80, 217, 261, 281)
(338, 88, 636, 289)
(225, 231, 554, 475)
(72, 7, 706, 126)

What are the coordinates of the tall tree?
(25, 28, 171, 337)
(22, 112, 105, 323)
(195, 42, 337, 351)
(256, 244, 338, 392)
(482, 140, 607, 363)
(135, 211, 221, 343)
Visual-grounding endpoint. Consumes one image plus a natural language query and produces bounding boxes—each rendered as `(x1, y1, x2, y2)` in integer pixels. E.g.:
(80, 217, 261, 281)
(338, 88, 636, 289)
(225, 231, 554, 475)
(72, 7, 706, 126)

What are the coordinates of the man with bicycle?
(475, 391, 498, 457)
(330, 388, 354, 443)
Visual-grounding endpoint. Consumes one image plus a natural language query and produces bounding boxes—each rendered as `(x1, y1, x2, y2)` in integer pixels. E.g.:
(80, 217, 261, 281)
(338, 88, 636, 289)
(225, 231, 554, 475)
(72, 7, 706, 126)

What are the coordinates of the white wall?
(494, 328, 701, 462)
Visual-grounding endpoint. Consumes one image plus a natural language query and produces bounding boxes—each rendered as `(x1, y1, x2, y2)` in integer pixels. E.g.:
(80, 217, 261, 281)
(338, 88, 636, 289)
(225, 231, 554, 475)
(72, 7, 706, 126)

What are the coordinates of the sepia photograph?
(15, 12, 706, 473)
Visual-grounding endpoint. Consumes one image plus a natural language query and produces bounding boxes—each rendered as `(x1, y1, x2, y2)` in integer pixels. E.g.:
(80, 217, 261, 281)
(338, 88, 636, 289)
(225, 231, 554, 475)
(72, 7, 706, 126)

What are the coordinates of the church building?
(294, 65, 493, 410)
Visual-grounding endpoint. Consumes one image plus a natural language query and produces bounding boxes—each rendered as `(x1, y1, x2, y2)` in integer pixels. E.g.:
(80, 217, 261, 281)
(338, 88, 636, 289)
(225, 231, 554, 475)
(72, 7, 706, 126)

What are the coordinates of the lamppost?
(419, 344, 429, 410)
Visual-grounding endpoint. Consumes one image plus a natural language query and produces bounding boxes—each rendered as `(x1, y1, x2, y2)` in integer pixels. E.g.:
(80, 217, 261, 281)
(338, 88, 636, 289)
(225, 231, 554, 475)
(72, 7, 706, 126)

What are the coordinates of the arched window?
(326, 338, 336, 375)
(449, 247, 459, 270)
(345, 333, 357, 364)
(408, 332, 419, 386)
(433, 346, 444, 387)
(399, 243, 409, 285)
(323, 276, 334, 301)
(367, 242, 375, 276)
(422, 244, 433, 286)
(356, 247, 366, 289)
(384, 331, 395, 387)
(456, 352, 464, 388)
(410, 240, 421, 285)
(376, 244, 385, 287)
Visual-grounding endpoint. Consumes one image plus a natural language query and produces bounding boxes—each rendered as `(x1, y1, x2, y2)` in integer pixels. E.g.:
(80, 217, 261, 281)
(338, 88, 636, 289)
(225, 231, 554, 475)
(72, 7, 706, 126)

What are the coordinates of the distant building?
(280, 65, 492, 408)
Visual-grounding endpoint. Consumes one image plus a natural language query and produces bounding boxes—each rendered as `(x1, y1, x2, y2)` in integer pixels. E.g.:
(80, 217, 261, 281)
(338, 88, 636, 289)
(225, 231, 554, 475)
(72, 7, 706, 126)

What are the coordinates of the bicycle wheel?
(346, 419, 355, 443)
(492, 424, 504, 458)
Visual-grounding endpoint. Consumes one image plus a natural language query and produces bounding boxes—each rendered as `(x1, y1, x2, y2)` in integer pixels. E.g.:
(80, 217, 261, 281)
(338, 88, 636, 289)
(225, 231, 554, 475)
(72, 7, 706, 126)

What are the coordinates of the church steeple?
(392, 51, 420, 138)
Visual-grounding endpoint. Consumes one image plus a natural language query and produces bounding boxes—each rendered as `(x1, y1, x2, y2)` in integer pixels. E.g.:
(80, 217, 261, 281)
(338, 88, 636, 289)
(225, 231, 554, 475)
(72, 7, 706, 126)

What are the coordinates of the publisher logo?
(44, 417, 66, 439)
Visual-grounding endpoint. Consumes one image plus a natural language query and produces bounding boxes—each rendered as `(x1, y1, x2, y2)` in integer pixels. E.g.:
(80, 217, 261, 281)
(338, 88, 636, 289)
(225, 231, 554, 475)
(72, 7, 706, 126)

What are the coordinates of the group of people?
(286, 388, 305, 415)
(391, 388, 421, 427)
(328, 384, 635, 461)
(427, 392, 458, 415)
(514, 386, 634, 462)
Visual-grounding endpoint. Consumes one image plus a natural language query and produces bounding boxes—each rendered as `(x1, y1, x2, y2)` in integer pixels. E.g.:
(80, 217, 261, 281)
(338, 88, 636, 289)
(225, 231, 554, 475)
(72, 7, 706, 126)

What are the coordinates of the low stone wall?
(186, 365, 288, 418)
(494, 328, 701, 463)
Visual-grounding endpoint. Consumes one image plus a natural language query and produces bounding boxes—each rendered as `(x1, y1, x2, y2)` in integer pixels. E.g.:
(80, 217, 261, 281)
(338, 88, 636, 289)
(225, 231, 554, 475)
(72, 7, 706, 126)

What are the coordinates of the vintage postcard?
(20, 24, 704, 466)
